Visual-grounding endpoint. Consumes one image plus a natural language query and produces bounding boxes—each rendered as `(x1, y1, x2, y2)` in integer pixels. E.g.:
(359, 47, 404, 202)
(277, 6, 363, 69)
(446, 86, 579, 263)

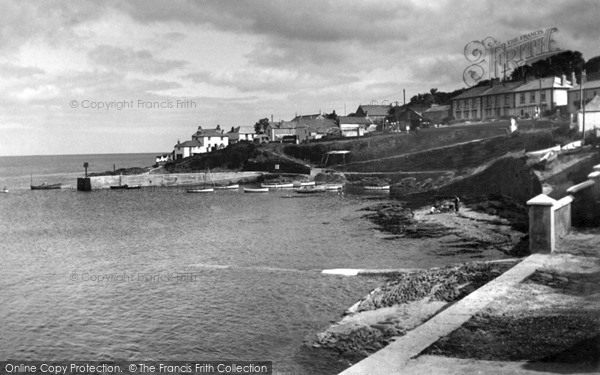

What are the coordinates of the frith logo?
(463, 28, 561, 87)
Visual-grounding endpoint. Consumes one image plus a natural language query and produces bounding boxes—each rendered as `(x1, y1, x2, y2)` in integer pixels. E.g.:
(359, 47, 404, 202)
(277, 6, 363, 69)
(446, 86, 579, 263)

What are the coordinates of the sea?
(0, 153, 508, 375)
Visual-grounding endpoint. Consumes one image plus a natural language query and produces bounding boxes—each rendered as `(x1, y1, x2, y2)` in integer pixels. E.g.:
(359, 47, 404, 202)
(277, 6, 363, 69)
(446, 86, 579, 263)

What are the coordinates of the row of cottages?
(354, 103, 452, 129)
(265, 117, 339, 142)
(227, 125, 256, 143)
(451, 75, 573, 121)
(173, 125, 229, 160)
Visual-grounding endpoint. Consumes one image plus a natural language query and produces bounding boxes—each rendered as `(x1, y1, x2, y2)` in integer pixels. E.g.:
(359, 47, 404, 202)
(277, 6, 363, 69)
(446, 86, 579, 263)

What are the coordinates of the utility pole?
(582, 70, 587, 143)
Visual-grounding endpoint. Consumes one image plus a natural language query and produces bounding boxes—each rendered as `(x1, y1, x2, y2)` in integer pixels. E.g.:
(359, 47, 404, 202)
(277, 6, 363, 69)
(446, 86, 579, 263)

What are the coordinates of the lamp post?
(83, 162, 89, 178)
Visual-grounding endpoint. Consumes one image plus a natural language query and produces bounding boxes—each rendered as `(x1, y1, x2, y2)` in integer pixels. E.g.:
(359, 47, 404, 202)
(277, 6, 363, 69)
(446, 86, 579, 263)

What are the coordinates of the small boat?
(31, 182, 62, 190)
(261, 182, 294, 189)
(296, 186, 327, 194)
(364, 185, 390, 190)
(187, 188, 214, 193)
(215, 184, 240, 190)
(126, 184, 141, 189)
(300, 181, 316, 186)
(110, 184, 128, 190)
(1, 187, 8, 193)
(244, 187, 269, 193)
(322, 184, 343, 190)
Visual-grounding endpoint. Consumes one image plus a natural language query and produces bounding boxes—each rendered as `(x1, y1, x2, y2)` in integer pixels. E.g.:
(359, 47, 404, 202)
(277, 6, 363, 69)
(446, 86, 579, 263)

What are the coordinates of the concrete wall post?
(588, 171, 600, 202)
(527, 194, 557, 253)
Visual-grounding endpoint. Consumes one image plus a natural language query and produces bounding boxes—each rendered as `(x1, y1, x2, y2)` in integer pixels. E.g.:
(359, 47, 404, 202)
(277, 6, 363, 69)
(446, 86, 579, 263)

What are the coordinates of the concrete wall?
(81, 172, 264, 190)
(527, 164, 600, 253)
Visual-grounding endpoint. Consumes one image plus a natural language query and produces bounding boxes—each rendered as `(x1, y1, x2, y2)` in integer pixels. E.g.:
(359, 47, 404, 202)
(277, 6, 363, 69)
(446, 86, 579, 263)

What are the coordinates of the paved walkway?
(338, 237, 600, 375)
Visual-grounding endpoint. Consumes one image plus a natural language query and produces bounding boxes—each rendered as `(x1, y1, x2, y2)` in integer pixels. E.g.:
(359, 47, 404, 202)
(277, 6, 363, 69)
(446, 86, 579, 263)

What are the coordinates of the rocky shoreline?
(312, 260, 518, 362)
(313, 194, 530, 362)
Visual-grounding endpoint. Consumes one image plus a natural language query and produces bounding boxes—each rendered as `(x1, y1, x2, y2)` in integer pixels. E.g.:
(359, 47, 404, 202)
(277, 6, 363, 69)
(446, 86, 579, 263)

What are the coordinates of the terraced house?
(452, 76, 572, 121)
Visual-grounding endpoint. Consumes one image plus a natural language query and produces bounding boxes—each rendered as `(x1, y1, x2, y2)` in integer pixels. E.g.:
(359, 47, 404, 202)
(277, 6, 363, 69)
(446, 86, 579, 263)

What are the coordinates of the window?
(541, 91, 546, 102)
(520, 93, 525, 104)
(530, 92, 536, 102)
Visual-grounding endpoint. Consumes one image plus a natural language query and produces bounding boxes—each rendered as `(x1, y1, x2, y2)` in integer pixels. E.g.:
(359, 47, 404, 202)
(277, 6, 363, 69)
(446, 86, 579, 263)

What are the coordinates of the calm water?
(0, 154, 509, 374)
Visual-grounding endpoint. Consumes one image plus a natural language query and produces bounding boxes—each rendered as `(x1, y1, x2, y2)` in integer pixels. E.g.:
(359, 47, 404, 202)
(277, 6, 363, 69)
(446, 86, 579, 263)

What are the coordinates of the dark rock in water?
(362, 202, 454, 238)
(314, 170, 347, 184)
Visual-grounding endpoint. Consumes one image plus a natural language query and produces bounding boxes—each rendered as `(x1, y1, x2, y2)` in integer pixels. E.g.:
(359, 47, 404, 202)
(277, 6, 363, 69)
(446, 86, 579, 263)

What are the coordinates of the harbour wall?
(77, 171, 264, 190)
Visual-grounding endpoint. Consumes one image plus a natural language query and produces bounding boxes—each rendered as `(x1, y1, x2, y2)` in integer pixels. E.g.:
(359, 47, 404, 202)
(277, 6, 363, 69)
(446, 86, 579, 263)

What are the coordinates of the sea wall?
(527, 163, 600, 253)
(78, 171, 264, 190)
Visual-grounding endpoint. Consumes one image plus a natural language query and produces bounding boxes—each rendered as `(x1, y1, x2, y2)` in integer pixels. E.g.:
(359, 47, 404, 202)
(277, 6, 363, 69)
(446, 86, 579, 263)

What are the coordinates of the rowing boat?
(244, 187, 269, 193)
(215, 184, 239, 190)
(187, 188, 214, 193)
(364, 185, 390, 190)
(261, 182, 294, 189)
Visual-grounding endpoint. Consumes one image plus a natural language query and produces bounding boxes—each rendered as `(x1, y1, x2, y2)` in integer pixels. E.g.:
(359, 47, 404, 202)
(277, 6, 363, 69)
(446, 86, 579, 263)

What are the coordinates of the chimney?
(561, 74, 566, 86)
(198, 126, 202, 131)
(216, 124, 220, 130)
(572, 71, 577, 86)
(271, 114, 273, 122)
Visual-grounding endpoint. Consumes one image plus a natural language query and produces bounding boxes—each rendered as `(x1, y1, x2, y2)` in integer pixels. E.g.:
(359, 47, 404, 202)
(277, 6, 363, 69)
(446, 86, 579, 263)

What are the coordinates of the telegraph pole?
(581, 70, 587, 143)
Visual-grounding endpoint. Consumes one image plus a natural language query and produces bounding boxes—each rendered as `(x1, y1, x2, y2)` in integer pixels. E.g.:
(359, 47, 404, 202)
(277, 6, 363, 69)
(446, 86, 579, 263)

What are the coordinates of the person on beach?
(454, 196, 460, 212)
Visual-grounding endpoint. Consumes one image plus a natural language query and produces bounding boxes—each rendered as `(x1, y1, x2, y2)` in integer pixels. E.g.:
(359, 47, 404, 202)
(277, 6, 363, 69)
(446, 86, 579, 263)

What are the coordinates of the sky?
(1, 0, 599, 156)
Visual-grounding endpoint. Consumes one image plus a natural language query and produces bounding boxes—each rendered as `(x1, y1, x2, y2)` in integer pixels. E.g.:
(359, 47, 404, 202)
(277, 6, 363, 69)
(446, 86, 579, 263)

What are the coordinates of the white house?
(155, 154, 171, 164)
(173, 125, 230, 160)
(190, 125, 229, 152)
(228, 126, 256, 143)
(173, 140, 203, 160)
(338, 116, 372, 137)
(574, 95, 600, 136)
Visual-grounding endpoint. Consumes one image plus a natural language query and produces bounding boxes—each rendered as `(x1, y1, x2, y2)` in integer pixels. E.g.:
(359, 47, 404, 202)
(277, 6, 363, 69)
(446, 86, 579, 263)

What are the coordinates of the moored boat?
(126, 184, 141, 189)
(244, 187, 269, 193)
(187, 188, 214, 193)
(261, 182, 294, 189)
(299, 181, 315, 186)
(215, 184, 240, 190)
(1, 187, 8, 193)
(296, 186, 327, 194)
(364, 185, 390, 190)
(110, 184, 128, 190)
(31, 182, 62, 190)
(318, 184, 343, 190)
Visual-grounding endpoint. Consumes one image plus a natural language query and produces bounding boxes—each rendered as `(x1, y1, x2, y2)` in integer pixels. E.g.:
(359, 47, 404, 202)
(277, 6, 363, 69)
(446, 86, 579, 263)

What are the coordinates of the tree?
(254, 118, 269, 134)
(509, 50, 584, 81)
(430, 88, 438, 104)
(324, 110, 338, 121)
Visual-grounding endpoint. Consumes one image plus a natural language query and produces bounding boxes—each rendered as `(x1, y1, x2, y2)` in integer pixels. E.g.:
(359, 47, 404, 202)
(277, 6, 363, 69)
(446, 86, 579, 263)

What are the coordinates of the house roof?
(228, 125, 255, 134)
(291, 113, 324, 121)
(423, 105, 451, 114)
(512, 76, 572, 92)
(339, 116, 373, 124)
(583, 95, 600, 112)
(294, 118, 338, 132)
(175, 140, 202, 148)
(269, 121, 309, 130)
(453, 76, 571, 101)
(569, 79, 600, 92)
(193, 127, 226, 137)
(356, 104, 393, 117)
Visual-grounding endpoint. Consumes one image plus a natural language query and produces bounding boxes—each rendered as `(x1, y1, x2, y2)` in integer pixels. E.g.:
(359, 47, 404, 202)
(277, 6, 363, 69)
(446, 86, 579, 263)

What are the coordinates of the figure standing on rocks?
(454, 196, 460, 212)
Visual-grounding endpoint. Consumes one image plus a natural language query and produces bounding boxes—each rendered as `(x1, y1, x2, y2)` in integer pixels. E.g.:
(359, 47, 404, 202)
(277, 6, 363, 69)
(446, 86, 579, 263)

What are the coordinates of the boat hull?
(31, 184, 62, 190)
(187, 188, 214, 193)
(244, 187, 269, 193)
(364, 185, 390, 190)
(215, 184, 239, 190)
(296, 186, 327, 194)
(261, 183, 294, 189)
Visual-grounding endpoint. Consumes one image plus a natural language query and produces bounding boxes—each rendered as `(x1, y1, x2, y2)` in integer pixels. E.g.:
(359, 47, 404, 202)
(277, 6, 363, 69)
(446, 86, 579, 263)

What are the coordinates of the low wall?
(527, 163, 600, 253)
(78, 172, 264, 190)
